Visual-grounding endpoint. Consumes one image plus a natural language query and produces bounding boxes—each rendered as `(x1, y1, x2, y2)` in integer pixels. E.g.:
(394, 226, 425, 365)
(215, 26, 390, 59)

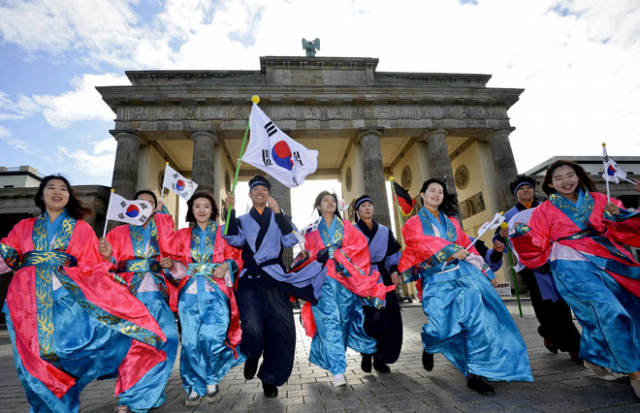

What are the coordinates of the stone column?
(358, 129, 391, 228)
(111, 130, 145, 199)
(269, 178, 293, 266)
(420, 129, 456, 195)
(487, 129, 518, 211)
(191, 130, 218, 194)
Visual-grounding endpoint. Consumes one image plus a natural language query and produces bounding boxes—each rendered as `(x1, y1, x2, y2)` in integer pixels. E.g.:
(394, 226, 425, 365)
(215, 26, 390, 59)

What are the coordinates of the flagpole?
(504, 231, 524, 318)
(388, 177, 406, 247)
(466, 212, 504, 251)
(224, 95, 259, 235)
(602, 143, 611, 203)
(103, 189, 114, 238)
(160, 162, 168, 203)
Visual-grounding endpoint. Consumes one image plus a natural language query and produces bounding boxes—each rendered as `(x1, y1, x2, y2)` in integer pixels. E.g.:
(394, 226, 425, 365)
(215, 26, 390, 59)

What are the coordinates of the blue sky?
(1, 0, 639, 188)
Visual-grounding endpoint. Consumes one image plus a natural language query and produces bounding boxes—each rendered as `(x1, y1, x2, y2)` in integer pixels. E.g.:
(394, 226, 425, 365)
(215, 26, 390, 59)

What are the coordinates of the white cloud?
(0, 0, 146, 68)
(31, 73, 128, 128)
(0, 92, 40, 120)
(1, 0, 639, 173)
(0, 125, 37, 154)
(58, 137, 116, 178)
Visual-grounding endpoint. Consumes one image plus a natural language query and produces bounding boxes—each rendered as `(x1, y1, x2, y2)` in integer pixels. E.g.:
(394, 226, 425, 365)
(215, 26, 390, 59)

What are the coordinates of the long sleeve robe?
(398, 207, 532, 382)
(155, 213, 245, 395)
(0, 213, 167, 413)
(511, 191, 640, 373)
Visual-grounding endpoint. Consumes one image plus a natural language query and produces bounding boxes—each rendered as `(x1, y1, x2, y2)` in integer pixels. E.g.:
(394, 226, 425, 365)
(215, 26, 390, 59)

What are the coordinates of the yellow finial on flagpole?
(389, 176, 395, 182)
(165, 161, 169, 165)
(602, 142, 606, 147)
(110, 188, 115, 192)
(251, 95, 260, 104)
(500, 211, 504, 215)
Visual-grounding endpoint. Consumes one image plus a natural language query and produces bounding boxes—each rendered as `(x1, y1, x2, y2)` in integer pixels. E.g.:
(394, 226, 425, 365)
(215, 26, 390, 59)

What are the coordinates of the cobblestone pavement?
(1, 300, 639, 412)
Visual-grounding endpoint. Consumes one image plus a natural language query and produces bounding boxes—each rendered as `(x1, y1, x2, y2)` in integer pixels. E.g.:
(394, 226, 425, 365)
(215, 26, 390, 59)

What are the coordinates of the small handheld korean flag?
(467, 212, 505, 250)
(162, 164, 198, 201)
(242, 103, 318, 188)
(602, 144, 630, 184)
(107, 193, 153, 226)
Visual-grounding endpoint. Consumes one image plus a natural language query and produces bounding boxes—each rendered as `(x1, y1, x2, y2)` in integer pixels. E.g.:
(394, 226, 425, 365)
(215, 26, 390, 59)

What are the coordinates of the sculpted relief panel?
(118, 102, 509, 124)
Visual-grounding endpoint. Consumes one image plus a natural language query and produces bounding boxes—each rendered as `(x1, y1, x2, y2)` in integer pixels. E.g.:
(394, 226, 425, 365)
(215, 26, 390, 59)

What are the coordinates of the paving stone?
(2, 304, 640, 412)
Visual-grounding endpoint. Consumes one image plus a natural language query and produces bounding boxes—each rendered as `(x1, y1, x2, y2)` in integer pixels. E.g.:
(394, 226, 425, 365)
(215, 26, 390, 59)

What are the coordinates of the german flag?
(392, 181, 416, 216)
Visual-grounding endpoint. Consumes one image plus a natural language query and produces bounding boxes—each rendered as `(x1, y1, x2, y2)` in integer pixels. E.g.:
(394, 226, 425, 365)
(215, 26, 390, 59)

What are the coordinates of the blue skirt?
(310, 276, 377, 375)
(552, 258, 640, 374)
(420, 261, 533, 382)
(117, 291, 179, 412)
(4, 287, 131, 413)
(178, 285, 246, 396)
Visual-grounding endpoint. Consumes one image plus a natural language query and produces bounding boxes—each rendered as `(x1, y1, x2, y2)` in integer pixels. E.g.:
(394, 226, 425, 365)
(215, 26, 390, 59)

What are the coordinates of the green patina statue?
(302, 38, 320, 57)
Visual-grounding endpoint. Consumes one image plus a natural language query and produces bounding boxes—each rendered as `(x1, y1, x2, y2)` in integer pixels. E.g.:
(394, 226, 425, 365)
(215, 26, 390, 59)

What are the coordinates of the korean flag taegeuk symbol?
(162, 164, 199, 201)
(242, 103, 318, 188)
(272, 141, 294, 171)
(106, 193, 152, 226)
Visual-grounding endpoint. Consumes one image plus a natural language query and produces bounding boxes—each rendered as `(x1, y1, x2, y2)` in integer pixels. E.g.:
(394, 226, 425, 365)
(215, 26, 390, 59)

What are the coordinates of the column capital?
(356, 128, 383, 143)
(480, 128, 515, 142)
(109, 129, 145, 145)
(420, 129, 448, 142)
(190, 129, 219, 144)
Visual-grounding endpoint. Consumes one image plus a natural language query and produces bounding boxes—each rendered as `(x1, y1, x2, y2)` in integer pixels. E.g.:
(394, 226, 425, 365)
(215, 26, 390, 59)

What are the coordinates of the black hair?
(542, 160, 597, 196)
(248, 174, 271, 192)
(353, 194, 373, 221)
(134, 189, 158, 210)
(35, 175, 93, 220)
(185, 192, 219, 223)
(509, 174, 536, 196)
(419, 178, 460, 217)
(313, 190, 343, 219)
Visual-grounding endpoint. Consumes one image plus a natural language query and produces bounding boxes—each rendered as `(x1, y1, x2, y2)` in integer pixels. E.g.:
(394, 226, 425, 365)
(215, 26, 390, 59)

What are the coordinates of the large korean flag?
(242, 103, 318, 188)
(107, 193, 153, 226)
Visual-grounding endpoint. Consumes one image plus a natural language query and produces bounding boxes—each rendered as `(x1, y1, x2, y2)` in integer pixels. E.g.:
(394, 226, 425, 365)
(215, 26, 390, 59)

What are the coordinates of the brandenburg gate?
(98, 55, 522, 240)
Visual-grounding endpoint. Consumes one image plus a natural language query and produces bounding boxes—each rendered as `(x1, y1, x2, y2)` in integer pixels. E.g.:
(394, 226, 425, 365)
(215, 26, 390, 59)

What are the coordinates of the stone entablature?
(98, 56, 522, 140)
(108, 102, 513, 139)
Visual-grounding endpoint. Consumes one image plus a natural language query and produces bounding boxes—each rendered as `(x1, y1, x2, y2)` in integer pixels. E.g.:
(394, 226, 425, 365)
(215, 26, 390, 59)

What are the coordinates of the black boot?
(263, 383, 278, 398)
(467, 374, 495, 396)
(422, 351, 434, 372)
(373, 357, 391, 373)
(361, 354, 372, 373)
(244, 358, 259, 380)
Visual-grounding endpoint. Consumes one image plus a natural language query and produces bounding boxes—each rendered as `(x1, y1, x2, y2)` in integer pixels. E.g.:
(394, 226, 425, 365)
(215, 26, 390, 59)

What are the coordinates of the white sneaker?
(631, 376, 640, 399)
(584, 361, 618, 381)
(333, 373, 347, 387)
(185, 390, 201, 407)
(206, 384, 219, 402)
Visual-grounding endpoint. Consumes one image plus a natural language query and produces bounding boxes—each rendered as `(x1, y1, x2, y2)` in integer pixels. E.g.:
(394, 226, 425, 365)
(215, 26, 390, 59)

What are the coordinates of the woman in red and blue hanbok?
(399, 179, 532, 396)
(154, 192, 245, 407)
(510, 160, 640, 397)
(301, 191, 394, 387)
(0, 176, 169, 413)
(100, 190, 178, 411)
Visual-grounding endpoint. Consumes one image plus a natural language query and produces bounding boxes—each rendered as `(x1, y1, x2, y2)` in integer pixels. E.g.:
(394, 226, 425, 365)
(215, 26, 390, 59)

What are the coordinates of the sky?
(1, 0, 639, 221)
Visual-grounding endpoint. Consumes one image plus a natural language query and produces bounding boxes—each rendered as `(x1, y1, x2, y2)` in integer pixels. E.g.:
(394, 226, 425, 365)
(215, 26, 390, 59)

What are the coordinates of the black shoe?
(263, 383, 278, 398)
(467, 375, 495, 396)
(361, 354, 372, 373)
(422, 351, 434, 372)
(543, 338, 559, 354)
(537, 327, 558, 354)
(373, 358, 391, 373)
(244, 358, 259, 380)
